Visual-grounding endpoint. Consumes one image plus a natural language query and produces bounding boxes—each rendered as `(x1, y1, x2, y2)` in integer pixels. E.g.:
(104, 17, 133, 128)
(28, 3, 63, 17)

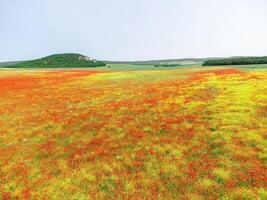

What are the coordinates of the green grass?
(221, 64, 267, 70)
(104, 63, 267, 71)
(105, 64, 200, 71)
(2, 60, 267, 71)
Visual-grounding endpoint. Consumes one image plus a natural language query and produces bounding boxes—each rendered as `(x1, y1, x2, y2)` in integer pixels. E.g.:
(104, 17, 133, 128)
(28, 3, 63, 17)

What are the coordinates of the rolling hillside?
(4, 53, 106, 68)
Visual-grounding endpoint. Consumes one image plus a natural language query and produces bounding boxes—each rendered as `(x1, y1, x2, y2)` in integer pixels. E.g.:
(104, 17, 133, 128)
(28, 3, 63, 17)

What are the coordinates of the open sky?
(1, 0, 267, 61)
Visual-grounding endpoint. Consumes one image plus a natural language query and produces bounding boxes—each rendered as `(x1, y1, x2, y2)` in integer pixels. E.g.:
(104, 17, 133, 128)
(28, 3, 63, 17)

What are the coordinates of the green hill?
(6, 53, 106, 68)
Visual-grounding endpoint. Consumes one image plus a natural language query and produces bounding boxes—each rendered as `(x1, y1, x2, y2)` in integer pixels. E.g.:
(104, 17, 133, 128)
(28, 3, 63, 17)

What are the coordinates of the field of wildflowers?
(0, 67, 266, 199)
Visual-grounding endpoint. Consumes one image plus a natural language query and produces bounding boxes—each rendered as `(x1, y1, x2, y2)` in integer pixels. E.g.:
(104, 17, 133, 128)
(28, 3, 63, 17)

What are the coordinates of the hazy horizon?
(1, 0, 267, 62)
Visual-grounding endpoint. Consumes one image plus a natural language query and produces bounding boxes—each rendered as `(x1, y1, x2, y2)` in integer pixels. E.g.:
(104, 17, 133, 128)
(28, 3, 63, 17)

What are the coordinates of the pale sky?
(1, 0, 267, 61)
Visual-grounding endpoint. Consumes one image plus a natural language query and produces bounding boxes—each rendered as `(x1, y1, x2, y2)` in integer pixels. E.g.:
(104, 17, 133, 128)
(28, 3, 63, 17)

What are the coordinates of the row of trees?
(203, 56, 267, 66)
(154, 64, 181, 67)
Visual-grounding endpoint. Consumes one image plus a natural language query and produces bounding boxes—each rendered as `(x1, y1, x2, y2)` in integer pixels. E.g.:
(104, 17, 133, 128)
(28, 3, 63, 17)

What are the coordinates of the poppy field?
(0, 67, 266, 199)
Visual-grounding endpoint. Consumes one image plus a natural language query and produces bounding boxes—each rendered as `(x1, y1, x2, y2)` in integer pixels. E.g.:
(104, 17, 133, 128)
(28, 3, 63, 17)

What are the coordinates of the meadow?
(0, 66, 266, 199)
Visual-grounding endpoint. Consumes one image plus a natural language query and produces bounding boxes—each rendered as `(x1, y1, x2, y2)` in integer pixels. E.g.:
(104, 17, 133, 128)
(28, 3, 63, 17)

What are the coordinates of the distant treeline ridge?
(202, 56, 267, 66)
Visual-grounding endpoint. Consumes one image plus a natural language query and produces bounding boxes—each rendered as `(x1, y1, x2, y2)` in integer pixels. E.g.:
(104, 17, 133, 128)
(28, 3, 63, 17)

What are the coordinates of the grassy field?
(100, 63, 267, 71)
(0, 66, 266, 199)
(2, 63, 267, 71)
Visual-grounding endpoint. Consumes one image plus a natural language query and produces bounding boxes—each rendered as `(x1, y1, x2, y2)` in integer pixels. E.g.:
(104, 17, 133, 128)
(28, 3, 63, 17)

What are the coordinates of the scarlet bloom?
(2, 192, 11, 200)
(129, 128, 146, 139)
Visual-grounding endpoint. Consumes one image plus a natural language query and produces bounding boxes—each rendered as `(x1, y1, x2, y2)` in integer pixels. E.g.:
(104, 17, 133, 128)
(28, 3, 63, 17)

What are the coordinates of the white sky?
(1, 0, 267, 61)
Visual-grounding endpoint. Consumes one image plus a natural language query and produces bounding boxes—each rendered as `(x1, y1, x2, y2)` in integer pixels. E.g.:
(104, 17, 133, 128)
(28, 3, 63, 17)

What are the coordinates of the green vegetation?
(203, 56, 267, 66)
(104, 64, 199, 71)
(105, 63, 267, 71)
(6, 53, 106, 68)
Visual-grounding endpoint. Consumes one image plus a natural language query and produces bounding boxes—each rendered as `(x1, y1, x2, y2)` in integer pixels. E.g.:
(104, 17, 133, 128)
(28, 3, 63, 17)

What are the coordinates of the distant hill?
(203, 56, 267, 66)
(4, 53, 106, 68)
(2, 54, 266, 68)
(102, 57, 223, 65)
(0, 61, 23, 67)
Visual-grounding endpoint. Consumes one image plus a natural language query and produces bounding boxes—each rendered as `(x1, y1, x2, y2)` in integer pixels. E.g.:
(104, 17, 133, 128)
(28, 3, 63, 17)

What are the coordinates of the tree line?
(202, 56, 267, 66)
(154, 64, 181, 67)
